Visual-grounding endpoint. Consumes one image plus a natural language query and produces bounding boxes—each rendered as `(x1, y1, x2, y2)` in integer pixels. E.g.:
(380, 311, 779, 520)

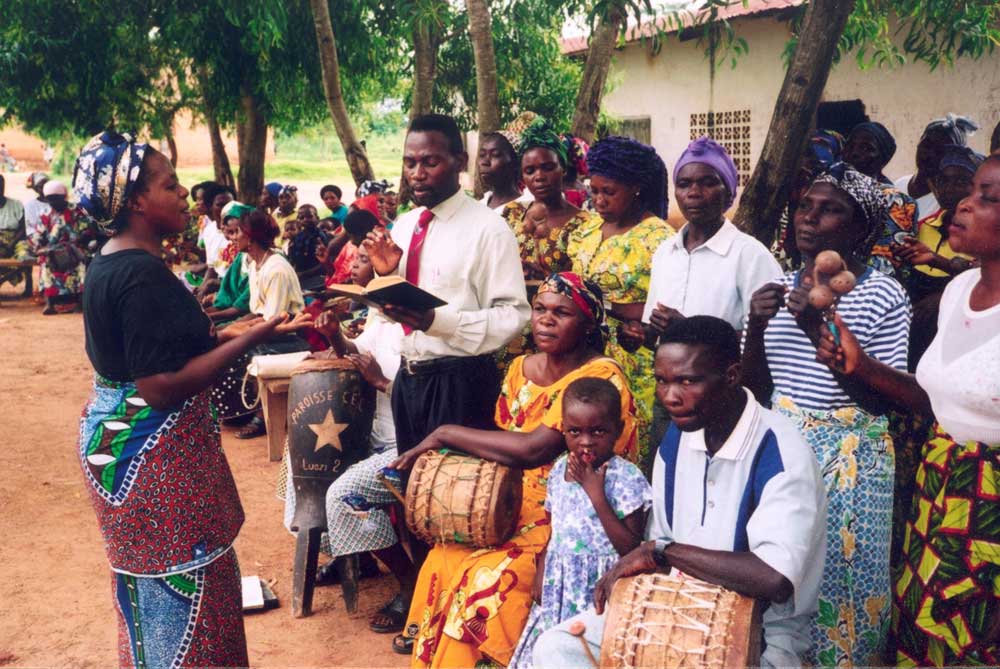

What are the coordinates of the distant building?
(562, 0, 1000, 207)
(0, 110, 273, 172)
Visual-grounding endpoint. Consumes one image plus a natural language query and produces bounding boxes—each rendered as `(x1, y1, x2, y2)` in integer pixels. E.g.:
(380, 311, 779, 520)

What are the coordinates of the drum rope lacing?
(416, 458, 491, 544)
(611, 576, 735, 668)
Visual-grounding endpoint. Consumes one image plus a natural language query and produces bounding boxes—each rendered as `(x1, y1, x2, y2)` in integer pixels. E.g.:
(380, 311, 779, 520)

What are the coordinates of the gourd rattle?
(807, 250, 856, 344)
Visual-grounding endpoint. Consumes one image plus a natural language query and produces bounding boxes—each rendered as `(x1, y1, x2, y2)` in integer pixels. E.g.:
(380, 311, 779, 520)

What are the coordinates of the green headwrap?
(221, 201, 255, 221)
(518, 117, 568, 166)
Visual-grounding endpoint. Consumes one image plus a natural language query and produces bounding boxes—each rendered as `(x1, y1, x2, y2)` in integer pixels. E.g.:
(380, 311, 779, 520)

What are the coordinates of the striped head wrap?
(72, 131, 148, 231)
(922, 113, 979, 146)
(587, 136, 669, 219)
(537, 271, 609, 351)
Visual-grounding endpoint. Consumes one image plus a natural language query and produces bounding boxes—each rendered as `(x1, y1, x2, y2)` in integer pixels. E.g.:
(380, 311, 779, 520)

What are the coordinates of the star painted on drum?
(308, 410, 348, 452)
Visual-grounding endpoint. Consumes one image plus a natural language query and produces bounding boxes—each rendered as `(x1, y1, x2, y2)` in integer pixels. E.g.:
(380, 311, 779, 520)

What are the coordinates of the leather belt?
(399, 354, 491, 376)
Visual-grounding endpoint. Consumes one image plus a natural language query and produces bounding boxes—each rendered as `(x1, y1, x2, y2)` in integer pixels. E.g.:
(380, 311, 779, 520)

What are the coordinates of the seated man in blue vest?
(532, 316, 826, 668)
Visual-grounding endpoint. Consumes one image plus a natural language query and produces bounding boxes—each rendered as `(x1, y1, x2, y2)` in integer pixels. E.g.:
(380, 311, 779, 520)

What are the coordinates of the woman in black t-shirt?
(74, 132, 306, 668)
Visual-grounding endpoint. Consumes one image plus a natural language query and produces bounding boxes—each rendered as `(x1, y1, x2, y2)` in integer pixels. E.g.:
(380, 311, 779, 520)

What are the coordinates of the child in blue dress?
(510, 377, 652, 668)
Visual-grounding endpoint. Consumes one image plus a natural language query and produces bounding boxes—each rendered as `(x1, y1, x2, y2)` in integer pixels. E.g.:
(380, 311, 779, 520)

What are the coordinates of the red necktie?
(402, 209, 434, 334)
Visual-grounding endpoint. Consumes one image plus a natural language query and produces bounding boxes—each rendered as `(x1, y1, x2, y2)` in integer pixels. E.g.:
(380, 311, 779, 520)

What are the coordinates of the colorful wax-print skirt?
(114, 548, 248, 669)
(774, 394, 895, 668)
(893, 425, 1000, 667)
(79, 377, 244, 575)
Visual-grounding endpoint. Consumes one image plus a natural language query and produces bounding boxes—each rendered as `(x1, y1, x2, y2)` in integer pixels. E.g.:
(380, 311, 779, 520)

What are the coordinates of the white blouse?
(247, 252, 304, 320)
(916, 268, 1000, 444)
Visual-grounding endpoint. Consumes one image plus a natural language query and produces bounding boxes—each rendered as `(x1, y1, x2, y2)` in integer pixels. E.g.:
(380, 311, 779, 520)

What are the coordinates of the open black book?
(318, 276, 447, 311)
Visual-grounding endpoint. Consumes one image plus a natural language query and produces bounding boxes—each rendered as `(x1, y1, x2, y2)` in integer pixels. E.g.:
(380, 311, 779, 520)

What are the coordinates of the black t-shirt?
(84, 249, 217, 382)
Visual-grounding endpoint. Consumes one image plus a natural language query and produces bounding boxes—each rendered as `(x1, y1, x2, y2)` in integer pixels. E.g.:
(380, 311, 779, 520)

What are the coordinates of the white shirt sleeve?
(641, 241, 670, 324)
(646, 447, 675, 542)
(745, 431, 826, 615)
(424, 224, 530, 355)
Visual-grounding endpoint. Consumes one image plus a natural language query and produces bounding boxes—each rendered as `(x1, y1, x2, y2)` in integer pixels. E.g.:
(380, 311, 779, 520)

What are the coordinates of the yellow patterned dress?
(405, 355, 638, 668)
(568, 215, 673, 456)
(495, 203, 597, 375)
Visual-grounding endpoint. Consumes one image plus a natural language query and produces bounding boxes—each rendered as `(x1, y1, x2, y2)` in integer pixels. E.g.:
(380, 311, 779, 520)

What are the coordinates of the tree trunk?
(733, 0, 856, 244)
(164, 116, 179, 168)
(204, 102, 235, 189)
(308, 0, 375, 186)
(411, 20, 440, 118)
(236, 89, 268, 205)
(570, 7, 625, 144)
(400, 15, 443, 205)
(466, 0, 500, 197)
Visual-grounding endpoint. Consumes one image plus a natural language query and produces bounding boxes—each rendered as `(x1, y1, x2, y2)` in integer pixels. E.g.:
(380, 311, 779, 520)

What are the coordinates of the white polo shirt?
(641, 220, 782, 331)
(649, 389, 826, 668)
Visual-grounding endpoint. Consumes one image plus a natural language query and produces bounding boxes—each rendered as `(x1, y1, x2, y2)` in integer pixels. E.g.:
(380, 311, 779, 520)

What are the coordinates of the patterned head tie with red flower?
(536, 271, 609, 351)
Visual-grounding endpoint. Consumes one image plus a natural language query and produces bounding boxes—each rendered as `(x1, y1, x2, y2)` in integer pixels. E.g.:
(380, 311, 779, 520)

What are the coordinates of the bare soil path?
(0, 294, 408, 668)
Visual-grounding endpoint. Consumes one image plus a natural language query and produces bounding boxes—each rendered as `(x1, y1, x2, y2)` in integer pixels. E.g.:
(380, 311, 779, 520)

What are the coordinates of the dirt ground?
(0, 286, 409, 668)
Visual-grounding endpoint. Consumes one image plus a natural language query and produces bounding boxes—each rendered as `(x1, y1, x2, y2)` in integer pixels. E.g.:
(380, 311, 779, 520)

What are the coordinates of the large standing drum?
(287, 358, 375, 533)
(405, 450, 522, 548)
(600, 572, 762, 669)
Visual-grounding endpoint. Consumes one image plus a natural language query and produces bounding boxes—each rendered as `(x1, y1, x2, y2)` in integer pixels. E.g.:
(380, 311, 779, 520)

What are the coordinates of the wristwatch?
(652, 538, 673, 568)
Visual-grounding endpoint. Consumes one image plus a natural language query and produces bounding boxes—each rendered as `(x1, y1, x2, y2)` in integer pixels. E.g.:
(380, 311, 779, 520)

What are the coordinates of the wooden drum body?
(600, 572, 762, 669)
(405, 450, 522, 548)
(287, 358, 375, 533)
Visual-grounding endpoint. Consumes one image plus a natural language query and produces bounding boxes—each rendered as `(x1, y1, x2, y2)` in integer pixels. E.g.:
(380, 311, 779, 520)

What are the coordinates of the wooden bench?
(259, 376, 290, 462)
(0, 258, 35, 297)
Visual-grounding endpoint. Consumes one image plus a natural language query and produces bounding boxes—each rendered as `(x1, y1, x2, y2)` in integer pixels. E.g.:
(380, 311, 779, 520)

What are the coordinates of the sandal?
(371, 593, 409, 634)
(236, 416, 266, 439)
(392, 633, 415, 655)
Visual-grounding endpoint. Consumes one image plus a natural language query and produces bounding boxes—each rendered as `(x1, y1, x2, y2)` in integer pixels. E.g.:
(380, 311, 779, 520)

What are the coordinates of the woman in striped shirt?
(742, 163, 911, 667)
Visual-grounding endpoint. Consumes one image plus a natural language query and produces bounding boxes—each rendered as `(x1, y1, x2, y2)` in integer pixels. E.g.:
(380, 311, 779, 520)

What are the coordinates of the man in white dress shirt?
(361, 113, 530, 635)
(533, 316, 826, 669)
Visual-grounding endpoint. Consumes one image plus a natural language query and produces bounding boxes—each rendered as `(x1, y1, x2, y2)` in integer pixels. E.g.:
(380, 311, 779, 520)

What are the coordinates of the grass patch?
(47, 129, 409, 201)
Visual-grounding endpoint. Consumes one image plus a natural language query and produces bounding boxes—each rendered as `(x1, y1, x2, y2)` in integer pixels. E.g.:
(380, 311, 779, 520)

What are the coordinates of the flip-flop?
(392, 633, 415, 655)
(371, 593, 409, 634)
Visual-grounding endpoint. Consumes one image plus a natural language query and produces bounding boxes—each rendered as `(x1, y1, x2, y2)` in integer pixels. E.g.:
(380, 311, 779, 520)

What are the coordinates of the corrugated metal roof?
(560, 0, 804, 55)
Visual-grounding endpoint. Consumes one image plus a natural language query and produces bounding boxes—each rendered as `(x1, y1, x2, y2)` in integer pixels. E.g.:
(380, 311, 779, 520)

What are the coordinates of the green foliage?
(0, 0, 403, 140)
(432, 0, 583, 131)
(777, 0, 1000, 71)
(0, 0, 167, 136)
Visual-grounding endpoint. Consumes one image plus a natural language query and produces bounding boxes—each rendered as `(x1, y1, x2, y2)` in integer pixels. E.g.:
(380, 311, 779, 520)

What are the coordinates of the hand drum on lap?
(600, 573, 762, 669)
(287, 358, 375, 532)
(404, 450, 523, 548)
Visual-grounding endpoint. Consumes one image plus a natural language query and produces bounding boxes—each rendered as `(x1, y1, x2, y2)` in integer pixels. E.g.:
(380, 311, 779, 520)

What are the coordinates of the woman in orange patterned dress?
(389, 272, 638, 667)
